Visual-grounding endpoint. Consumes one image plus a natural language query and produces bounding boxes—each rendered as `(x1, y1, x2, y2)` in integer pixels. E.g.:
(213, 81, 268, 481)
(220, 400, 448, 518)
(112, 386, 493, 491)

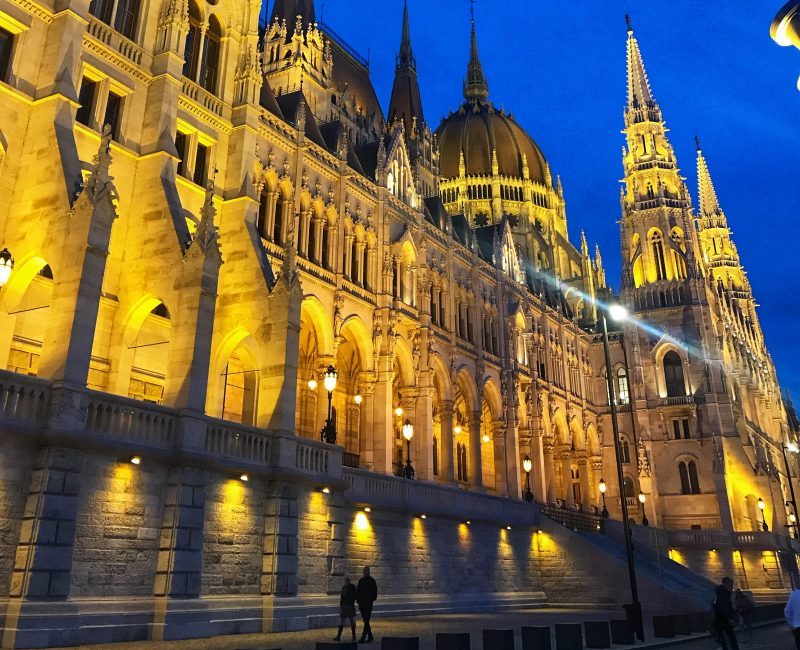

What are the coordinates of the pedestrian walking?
(356, 566, 378, 643)
(334, 576, 357, 642)
(733, 588, 755, 644)
(785, 585, 800, 649)
(713, 577, 740, 650)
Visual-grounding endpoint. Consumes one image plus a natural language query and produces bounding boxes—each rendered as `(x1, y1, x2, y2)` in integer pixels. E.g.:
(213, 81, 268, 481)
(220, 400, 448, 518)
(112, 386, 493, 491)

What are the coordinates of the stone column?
(415, 385, 434, 480)
(469, 409, 484, 490)
(439, 400, 455, 483)
(358, 373, 376, 470)
(261, 482, 299, 597)
(372, 359, 395, 474)
(544, 440, 557, 503)
(10, 447, 83, 600)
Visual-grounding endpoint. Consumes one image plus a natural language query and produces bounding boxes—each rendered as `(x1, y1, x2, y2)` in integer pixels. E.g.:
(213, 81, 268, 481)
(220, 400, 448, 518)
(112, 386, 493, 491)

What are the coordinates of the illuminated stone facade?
(0, 0, 796, 645)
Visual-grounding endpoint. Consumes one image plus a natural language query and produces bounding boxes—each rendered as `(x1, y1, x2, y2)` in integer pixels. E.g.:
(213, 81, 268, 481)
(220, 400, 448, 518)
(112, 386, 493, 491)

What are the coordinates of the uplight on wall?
(240, 473, 249, 482)
(130, 456, 142, 465)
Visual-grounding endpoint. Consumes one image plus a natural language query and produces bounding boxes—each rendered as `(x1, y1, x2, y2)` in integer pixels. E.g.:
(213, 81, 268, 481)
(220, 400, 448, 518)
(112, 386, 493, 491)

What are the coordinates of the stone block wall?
(0, 438, 33, 597)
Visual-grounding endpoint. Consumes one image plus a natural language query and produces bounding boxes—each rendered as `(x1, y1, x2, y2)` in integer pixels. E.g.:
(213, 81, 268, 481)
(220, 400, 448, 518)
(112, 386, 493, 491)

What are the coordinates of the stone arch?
(430, 352, 453, 403)
(340, 315, 374, 372)
(300, 295, 334, 357)
(481, 377, 503, 493)
(210, 327, 261, 423)
(0, 254, 53, 376)
(553, 407, 569, 446)
(586, 422, 601, 455)
(570, 416, 585, 451)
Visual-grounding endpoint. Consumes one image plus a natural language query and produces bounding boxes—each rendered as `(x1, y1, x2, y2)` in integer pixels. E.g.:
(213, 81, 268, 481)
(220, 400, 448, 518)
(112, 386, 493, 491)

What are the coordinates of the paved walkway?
(667, 622, 793, 649)
(47, 607, 756, 650)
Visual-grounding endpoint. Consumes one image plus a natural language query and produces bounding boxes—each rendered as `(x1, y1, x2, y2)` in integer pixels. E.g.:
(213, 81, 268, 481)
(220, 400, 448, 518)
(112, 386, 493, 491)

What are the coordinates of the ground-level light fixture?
(758, 496, 769, 531)
(130, 455, 142, 465)
(420, 514, 426, 519)
(402, 419, 415, 479)
(638, 491, 649, 526)
(522, 455, 534, 503)
(364, 507, 371, 513)
(466, 520, 471, 525)
(506, 526, 512, 530)
(240, 473, 249, 482)
(321, 487, 331, 494)
(598, 478, 609, 519)
(0, 248, 14, 288)
(321, 365, 338, 445)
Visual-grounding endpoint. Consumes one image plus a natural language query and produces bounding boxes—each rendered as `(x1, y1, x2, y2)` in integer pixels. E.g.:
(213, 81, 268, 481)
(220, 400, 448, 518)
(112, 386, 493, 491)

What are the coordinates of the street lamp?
(599, 478, 609, 519)
(320, 365, 337, 445)
(599, 302, 643, 641)
(402, 419, 415, 479)
(758, 496, 769, 531)
(638, 491, 649, 527)
(0, 248, 13, 288)
(522, 455, 534, 502)
(781, 441, 800, 538)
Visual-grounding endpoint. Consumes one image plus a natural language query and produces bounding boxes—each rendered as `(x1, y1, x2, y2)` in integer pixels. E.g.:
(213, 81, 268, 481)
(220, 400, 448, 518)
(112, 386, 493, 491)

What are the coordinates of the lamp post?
(638, 491, 649, 527)
(522, 455, 534, 502)
(781, 441, 800, 538)
(0, 248, 13, 288)
(600, 303, 643, 641)
(599, 478, 609, 518)
(402, 419, 415, 479)
(758, 496, 769, 531)
(320, 365, 337, 445)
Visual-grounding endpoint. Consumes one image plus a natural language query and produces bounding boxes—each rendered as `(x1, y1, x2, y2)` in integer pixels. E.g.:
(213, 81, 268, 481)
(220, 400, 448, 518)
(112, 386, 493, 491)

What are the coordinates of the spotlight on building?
(240, 473, 249, 482)
(420, 514, 426, 519)
(466, 520, 471, 525)
(364, 507, 371, 513)
(771, 2, 800, 90)
(130, 455, 141, 465)
(321, 487, 331, 494)
(506, 526, 512, 530)
(0, 248, 13, 288)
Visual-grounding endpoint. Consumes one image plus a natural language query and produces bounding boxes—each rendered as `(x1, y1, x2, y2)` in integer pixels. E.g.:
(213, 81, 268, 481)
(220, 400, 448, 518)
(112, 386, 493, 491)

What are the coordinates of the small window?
(114, 0, 140, 39)
(76, 78, 97, 126)
(623, 476, 635, 498)
(103, 91, 122, 140)
(193, 142, 208, 185)
(621, 438, 631, 464)
(617, 367, 630, 404)
(88, 0, 114, 24)
(0, 27, 13, 82)
(175, 132, 189, 178)
(682, 419, 691, 439)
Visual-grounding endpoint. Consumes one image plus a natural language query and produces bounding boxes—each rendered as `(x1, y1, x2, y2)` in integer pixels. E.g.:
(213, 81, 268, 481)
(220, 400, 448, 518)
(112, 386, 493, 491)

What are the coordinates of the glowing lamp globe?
(482, 433, 490, 444)
(790, 513, 797, 524)
(758, 497, 766, 511)
(402, 419, 414, 441)
(522, 455, 533, 474)
(608, 304, 628, 322)
(395, 406, 404, 417)
(323, 365, 337, 393)
(0, 248, 13, 288)
(638, 491, 646, 504)
(788, 441, 800, 454)
(307, 378, 318, 391)
(454, 425, 462, 435)
(354, 394, 363, 405)
(598, 479, 607, 494)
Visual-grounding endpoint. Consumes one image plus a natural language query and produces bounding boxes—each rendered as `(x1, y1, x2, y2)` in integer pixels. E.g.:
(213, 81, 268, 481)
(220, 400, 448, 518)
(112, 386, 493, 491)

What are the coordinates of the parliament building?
(0, 0, 796, 645)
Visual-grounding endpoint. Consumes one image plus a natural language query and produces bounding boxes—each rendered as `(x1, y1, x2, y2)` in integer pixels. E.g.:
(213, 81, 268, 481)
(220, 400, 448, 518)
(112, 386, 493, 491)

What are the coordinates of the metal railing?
(539, 502, 604, 534)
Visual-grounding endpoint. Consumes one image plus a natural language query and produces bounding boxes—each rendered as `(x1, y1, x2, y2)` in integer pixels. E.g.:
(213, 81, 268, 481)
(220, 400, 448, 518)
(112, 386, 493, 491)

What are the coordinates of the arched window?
(571, 466, 582, 506)
(257, 186, 270, 238)
(273, 193, 285, 245)
(663, 351, 685, 397)
(621, 437, 631, 464)
(623, 476, 635, 498)
(646, 183, 655, 200)
(183, 1, 203, 81)
(222, 352, 256, 425)
(617, 367, 630, 404)
(678, 461, 701, 495)
(651, 231, 667, 281)
(200, 16, 222, 93)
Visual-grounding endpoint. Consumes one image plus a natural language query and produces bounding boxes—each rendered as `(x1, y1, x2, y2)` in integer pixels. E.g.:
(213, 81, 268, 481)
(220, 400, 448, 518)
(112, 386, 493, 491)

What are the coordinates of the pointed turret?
(463, 4, 489, 103)
(388, 0, 425, 135)
(625, 15, 659, 120)
(696, 137, 723, 219)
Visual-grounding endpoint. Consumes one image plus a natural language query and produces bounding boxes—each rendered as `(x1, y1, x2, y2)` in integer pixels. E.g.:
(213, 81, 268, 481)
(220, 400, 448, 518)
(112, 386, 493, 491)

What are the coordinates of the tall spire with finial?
(388, 0, 425, 135)
(463, 0, 489, 103)
(625, 15, 659, 120)
(695, 137, 722, 218)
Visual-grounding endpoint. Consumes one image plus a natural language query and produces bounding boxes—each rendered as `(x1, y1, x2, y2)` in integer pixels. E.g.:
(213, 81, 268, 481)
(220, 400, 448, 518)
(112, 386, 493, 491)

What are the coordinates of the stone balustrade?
(85, 390, 176, 449)
(85, 16, 146, 67)
(0, 371, 50, 430)
(343, 467, 539, 526)
(181, 77, 225, 117)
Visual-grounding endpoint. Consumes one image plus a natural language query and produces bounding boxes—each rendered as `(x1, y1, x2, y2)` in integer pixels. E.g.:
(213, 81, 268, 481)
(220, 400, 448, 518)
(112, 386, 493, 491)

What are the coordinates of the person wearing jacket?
(785, 586, 800, 648)
(713, 577, 739, 650)
(355, 566, 378, 643)
(334, 576, 357, 642)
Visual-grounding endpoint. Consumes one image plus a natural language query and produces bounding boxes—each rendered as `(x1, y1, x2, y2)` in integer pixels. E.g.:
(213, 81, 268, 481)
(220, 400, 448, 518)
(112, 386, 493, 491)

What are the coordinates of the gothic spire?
(397, 0, 415, 69)
(270, 0, 316, 39)
(625, 16, 659, 119)
(388, 0, 425, 134)
(463, 1, 489, 103)
(696, 137, 723, 218)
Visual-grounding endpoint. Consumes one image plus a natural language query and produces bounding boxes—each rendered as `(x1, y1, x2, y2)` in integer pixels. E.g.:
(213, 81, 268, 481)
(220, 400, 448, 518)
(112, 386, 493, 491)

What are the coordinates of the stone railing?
(0, 370, 50, 430)
(295, 436, 333, 475)
(668, 529, 733, 548)
(181, 77, 224, 117)
(659, 395, 694, 407)
(84, 391, 175, 449)
(343, 468, 539, 527)
(205, 418, 271, 463)
(539, 502, 604, 534)
(86, 17, 145, 66)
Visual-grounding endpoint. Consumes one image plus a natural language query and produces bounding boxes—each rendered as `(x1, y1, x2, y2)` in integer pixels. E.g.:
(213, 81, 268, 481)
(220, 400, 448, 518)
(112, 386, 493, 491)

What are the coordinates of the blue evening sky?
(279, 1, 800, 398)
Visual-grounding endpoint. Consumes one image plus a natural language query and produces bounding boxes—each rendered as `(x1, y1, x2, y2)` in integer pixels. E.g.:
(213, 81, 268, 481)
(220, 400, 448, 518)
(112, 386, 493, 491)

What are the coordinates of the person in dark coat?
(355, 566, 378, 643)
(713, 577, 740, 650)
(334, 577, 357, 642)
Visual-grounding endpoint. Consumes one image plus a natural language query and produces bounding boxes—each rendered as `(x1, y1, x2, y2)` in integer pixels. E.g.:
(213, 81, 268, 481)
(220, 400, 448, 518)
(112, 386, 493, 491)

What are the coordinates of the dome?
(436, 102, 549, 183)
